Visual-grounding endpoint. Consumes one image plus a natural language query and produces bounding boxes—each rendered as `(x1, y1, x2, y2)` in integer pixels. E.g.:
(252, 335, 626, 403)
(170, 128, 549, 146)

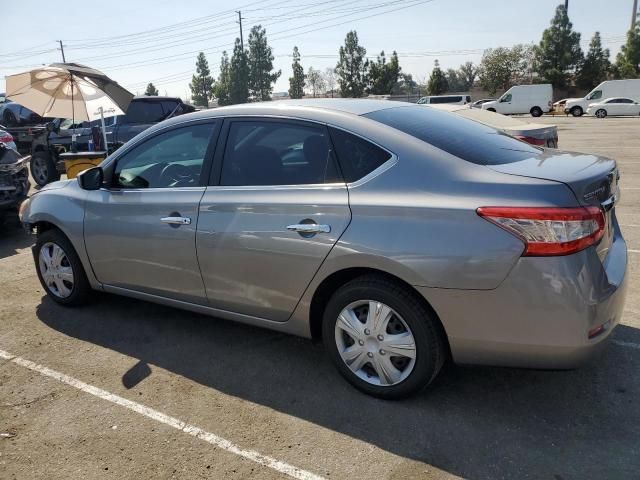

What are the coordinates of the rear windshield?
(364, 106, 540, 165)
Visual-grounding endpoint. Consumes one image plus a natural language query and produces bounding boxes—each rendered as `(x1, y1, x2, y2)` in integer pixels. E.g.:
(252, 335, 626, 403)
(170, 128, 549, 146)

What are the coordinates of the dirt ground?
(1, 115, 639, 480)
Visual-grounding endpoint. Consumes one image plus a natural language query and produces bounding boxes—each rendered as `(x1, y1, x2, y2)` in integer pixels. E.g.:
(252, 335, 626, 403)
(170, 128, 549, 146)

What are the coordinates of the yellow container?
(60, 152, 106, 179)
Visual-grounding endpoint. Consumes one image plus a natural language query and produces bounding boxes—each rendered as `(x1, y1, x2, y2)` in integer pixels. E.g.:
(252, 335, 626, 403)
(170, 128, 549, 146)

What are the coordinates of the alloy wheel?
(334, 300, 417, 387)
(38, 242, 74, 298)
(32, 156, 49, 185)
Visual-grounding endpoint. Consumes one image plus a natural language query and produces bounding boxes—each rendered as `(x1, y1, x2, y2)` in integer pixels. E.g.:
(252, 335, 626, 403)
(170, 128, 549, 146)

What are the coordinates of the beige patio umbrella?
(5, 63, 134, 149)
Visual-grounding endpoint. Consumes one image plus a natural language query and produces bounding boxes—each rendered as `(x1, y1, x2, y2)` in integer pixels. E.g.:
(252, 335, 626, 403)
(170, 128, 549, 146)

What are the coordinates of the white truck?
(481, 84, 553, 117)
(564, 79, 640, 117)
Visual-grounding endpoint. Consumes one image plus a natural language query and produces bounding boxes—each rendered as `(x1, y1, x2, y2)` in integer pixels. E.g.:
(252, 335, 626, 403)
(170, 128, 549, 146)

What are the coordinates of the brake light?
(477, 206, 605, 256)
(514, 135, 545, 146)
(0, 133, 13, 143)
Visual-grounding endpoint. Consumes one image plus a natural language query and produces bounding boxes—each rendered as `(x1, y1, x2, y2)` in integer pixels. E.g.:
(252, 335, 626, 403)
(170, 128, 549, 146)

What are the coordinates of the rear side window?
(329, 128, 392, 182)
(123, 101, 165, 123)
(430, 96, 461, 104)
(220, 120, 342, 186)
(364, 106, 540, 166)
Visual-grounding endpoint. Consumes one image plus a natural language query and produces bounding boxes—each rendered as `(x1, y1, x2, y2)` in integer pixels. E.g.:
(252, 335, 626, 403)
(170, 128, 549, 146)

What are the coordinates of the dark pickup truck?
(29, 96, 195, 186)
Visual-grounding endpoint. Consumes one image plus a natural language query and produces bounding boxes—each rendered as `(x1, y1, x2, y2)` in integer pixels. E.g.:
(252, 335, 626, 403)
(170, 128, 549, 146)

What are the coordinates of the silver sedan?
(19, 99, 628, 398)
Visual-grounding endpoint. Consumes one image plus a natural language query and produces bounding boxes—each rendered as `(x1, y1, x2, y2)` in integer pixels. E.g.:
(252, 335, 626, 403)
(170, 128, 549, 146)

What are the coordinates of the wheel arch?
(308, 267, 451, 356)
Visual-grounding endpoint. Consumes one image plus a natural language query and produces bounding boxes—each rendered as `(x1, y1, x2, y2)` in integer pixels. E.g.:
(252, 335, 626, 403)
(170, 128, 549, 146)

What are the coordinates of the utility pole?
(57, 40, 66, 62)
(564, 0, 568, 13)
(236, 10, 244, 50)
(632, 0, 639, 30)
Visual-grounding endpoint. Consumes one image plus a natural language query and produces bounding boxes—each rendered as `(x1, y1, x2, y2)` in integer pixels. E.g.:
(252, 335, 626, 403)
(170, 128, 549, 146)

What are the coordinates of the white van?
(481, 84, 553, 117)
(564, 79, 640, 117)
(416, 94, 471, 105)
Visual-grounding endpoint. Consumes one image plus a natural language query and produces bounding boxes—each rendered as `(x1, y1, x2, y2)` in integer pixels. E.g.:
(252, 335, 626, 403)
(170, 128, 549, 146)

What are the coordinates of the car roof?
(132, 95, 184, 102)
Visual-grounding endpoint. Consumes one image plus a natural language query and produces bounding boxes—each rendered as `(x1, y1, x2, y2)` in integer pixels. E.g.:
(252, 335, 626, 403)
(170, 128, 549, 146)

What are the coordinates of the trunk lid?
(489, 150, 619, 258)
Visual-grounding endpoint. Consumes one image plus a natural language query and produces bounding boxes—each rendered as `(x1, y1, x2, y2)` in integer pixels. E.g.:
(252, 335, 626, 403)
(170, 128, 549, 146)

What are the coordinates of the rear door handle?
(161, 216, 191, 225)
(287, 224, 331, 234)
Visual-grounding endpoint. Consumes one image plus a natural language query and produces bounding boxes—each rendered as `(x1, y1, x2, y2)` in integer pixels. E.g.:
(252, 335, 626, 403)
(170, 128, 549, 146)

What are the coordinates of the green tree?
(445, 68, 464, 92)
(306, 67, 325, 97)
(247, 25, 281, 101)
(427, 60, 448, 95)
(144, 82, 159, 96)
(458, 61, 477, 90)
(576, 32, 611, 89)
(616, 26, 640, 78)
(336, 30, 368, 98)
(189, 52, 215, 107)
(215, 51, 232, 106)
(229, 38, 249, 105)
(288, 46, 305, 99)
(368, 50, 401, 95)
(478, 45, 533, 95)
(534, 4, 583, 88)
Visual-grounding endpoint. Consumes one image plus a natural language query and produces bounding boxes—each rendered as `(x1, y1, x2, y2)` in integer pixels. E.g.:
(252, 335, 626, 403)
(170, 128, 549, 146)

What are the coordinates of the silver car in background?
(20, 99, 627, 398)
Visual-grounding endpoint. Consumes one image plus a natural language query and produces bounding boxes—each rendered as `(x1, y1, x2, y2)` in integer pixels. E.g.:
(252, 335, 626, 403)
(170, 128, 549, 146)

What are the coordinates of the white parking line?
(629, 249, 640, 254)
(0, 348, 325, 480)
(612, 340, 640, 350)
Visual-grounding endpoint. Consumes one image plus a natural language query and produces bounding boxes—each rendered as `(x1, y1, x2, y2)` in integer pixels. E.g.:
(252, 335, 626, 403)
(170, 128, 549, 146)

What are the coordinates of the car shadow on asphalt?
(0, 222, 32, 260)
(36, 293, 640, 479)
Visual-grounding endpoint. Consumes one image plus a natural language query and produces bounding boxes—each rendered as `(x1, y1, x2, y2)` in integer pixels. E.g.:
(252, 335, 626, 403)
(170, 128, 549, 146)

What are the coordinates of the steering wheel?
(159, 163, 195, 187)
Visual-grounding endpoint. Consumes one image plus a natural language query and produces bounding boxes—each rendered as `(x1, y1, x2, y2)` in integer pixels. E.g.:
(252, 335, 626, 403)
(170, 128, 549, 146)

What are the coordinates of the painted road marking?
(612, 340, 640, 350)
(629, 249, 640, 254)
(0, 349, 325, 480)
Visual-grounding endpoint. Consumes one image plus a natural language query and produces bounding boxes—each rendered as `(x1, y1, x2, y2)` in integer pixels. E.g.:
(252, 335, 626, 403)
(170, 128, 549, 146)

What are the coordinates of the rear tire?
(34, 228, 92, 306)
(30, 151, 60, 186)
(595, 109, 607, 119)
(570, 106, 583, 117)
(322, 275, 446, 399)
(530, 106, 543, 117)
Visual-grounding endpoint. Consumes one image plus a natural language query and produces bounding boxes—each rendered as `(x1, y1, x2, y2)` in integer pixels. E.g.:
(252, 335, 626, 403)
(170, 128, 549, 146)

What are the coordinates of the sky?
(1, 0, 637, 99)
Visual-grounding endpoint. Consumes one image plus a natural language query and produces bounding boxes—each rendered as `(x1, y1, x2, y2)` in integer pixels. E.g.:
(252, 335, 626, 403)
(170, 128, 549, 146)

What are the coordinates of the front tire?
(530, 106, 543, 117)
(595, 109, 607, 119)
(35, 228, 91, 306)
(487, 108, 496, 112)
(30, 151, 60, 187)
(570, 106, 583, 117)
(322, 275, 446, 399)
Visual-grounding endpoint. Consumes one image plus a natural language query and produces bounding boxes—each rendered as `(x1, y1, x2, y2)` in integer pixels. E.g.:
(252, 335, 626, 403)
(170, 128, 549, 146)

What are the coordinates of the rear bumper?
(420, 226, 628, 369)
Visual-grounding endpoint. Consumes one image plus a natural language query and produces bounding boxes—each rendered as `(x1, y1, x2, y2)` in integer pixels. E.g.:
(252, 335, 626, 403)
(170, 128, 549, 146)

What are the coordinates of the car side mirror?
(77, 166, 103, 190)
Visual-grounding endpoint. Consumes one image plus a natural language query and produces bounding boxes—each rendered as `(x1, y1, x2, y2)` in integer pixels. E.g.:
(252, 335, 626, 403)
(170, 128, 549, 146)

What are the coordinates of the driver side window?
(500, 94, 512, 102)
(114, 123, 216, 189)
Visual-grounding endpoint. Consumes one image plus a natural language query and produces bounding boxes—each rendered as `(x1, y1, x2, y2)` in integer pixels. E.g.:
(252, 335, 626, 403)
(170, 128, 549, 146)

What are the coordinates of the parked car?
(19, 99, 627, 399)
(586, 97, 640, 118)
(0, 100, 45, 127)
(430, 104, 559, 147)
(481, 84, 553, 117)
(471, 99, 494, 108)
(564, 79, 640, 117)
(0, 144, 29, 225)
(0, 128, 18, 151)
(416, 94, 471, 105)
(29, 96, 195, 186)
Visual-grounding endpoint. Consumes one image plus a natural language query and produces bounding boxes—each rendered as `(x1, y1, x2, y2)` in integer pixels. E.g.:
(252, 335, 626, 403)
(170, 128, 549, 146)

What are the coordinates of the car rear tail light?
(477, 206, 605, 256)
(0, 133, 14, 143)
(514, 135, 546, 146)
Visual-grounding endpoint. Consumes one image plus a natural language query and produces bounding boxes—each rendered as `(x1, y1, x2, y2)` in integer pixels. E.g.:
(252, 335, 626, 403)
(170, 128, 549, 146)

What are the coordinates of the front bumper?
(420, 223, 628, 369)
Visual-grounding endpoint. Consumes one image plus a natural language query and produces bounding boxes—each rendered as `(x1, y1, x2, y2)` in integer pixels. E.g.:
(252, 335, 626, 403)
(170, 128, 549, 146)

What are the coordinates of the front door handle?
(161, 216, 191, 225)
(287, 223, 331, 234)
